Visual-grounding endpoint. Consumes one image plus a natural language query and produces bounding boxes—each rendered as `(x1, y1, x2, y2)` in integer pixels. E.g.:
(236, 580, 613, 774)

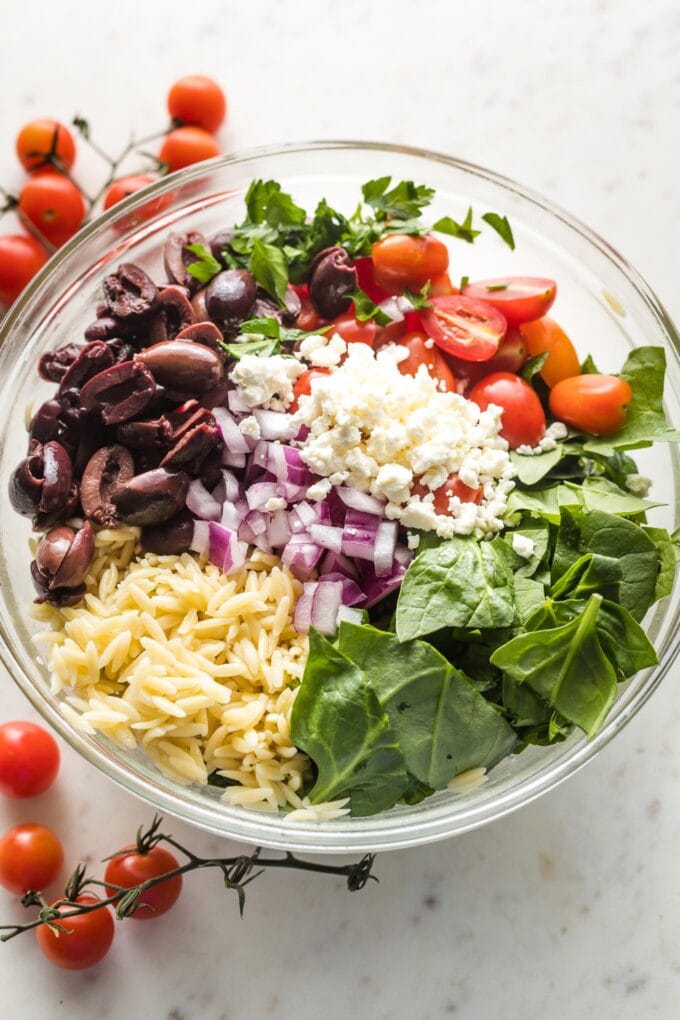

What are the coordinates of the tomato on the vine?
(519, 316, 580, 387)
(289, 368, 331, 413)
(167, 75, 227, 133)
(329, 311, 376, 346)
(19, 173, 86, 247)
(420, 295, 507, 362)
(0, 235, 48, 307)
(413, 473, 483, 513)
(462, 277, 557, 326)
(371, 233, 449, 292)
(159, 127, 220, 172)
(397, 332, 456, 392)
(470, 371, 546, 448)
(549, 374, 632, 435)
(0, 719, 60, 797)
(104, 845, 182, 920)
(103, 174, 157, 210)
(16, 119, 76, 173)
(36, 895, 114, 970)
(0, 824, 63, 894)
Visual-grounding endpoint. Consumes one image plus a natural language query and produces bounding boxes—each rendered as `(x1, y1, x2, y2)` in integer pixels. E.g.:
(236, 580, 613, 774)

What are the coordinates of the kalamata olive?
(111, 468, 189, 525)
(105, 337, 135, 364)
(31, 560, 86, 607)
(80, 444, 135, 525)
(249, 285, 300, 326)
(191, 288, 209, 322)
(40, 442, 74, 514)
(30, 400, 62, 444)
(205, 269, 256, 322)
(200, 379, 231, 410)
(58, 341, 115, 393)
(38, 343, 83, 383)
(103, 263, 159, 319)
(36, 522, 95, 590)
(167, 401, 212, 439)
(84, 316, 127, 342)
(36, 525, 73, 579)
(199, 446, 224, 490)
(161, 421, 221, 470)
(135, 340, 223, 393)
(141, 508, 195, 554)
(308, 246, 356, 319)
(208, 229, 233, 263)
(159, 285, 197, 339)
(176, 321, 224, 351)
(80, 360, 157, 425)
(116, 416, 173, 449)
(163, 231, 207, 292)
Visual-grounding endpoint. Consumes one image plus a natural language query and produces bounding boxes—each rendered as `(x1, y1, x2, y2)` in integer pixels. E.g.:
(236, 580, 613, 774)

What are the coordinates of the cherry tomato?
(0, 824, 63, 894)
(16, 119, 76, 172)
(353, 257, 390, 303)
(0, 720, 60, 797)
(549, 374, 632, 436)
(289, 368, 331, 413)
(373, 317, 408, 349)
(462, 277, 557, 326)
(372, 233, 449, 292)
(103, 174, 157, 210)
(104, 845, 182, 920)
(293, 287, 324, 332)
(159, 127, 220, 172)
(421, 295, 507, 362)
(519, 316, 581, 387)
(470, 372, 546, 449)
(413, 473, 483, 513)
(19, 173, 86, 248)
(444, 327, 527, 386)
(0, 235, 48, 307)
(36, 895, 114, 970)
(397, 332, 456, 392)
(167, 75, 227, 133)
(428, 272, 457, 297)
(329, 311, 376, 346)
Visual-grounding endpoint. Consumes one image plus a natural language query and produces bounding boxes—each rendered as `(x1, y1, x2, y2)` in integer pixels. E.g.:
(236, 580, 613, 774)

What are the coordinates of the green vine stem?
(0, 815, 377, 942)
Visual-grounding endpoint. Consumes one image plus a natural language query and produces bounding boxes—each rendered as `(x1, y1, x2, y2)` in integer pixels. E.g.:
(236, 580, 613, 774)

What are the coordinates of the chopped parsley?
(482, 212, 516, 250)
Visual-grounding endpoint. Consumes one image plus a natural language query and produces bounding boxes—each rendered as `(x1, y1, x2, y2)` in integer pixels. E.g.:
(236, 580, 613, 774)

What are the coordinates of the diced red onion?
(344, 508, 382, 531)
(373, 519, 398, 577)
(253, 408, 298, 441)
(221, 500, 247, 530)
(252, 533, 273, 554)
(213, 407, 251, 454)
(311, 579, 344, 636)
(321, 572, 365, 606)
(359, 561, 407, 608)
(336, 605, 364, 626)
(192, 521, 247, 576)
(293, 581, 316, 633)
(394, 544, 414, 568)
(320, 550, 358, 579)
(238, 509, 268, 544)
(282, 533, 324, 581)
(221, 448, 247, 469)
(342, 510, 382, 561)
(211, 469, 241, 506)
(186, 479, 221, 522)
(336, 487, 386, 516)
(377, 296, 405, 324)
(190, 520, 209, 557)
(227, 388, 252, 415)
(295, 501, 321, 528)
(276, 481, 309, 502)
(310, 523, 343, 553)
(252, 440, 270, 471)
(246, 481, 280, 511)
(266, 509, 292, 548)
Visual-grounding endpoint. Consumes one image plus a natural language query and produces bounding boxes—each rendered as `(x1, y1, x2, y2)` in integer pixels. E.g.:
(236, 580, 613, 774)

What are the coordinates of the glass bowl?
(0, 142, 678, 854)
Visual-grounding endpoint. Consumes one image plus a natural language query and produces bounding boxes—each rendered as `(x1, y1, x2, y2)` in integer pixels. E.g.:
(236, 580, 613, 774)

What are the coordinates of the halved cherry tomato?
(329, 311, 376, 346)
(36, 895, 114, 970)
(444, 327, 527, 386)
(289, 368, 331, 413)
(374, 317, 408, 349)
(397, 332, 456, 392)
(0, 823, 63, 894)
(159, 127, 220, 172)
(19, 173, 86, 247)
(103, 174, 157, 210)
(353, 257, 390, 303)
(16, 119, 76, 173)
(549, 374, 632, 436)
(105, 845, 182, 920)
(167, 75, 227, 133)
(372, 234, 449, 292)
(292, 284, 324, 332)
(428, 272, 457, 297)
(413, 473, 483, 513)
(0, 235, 48, 307)
(420, 295, 507, 362)
(469, 372, 546, 448)
(519, 316, 580, 387)
(462, 277, 557, 326)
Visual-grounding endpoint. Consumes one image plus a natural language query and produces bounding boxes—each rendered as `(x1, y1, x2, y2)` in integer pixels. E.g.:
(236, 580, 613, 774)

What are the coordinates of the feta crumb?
(406, 532, 421, 550)
(515, 444, 535, 456)
(511, 532, 536, 559)
(306, 478, 333, 502)
(238, 415, 261, 440)
(545, 421, 568, 441)
(298, 333, 348, 368)
(625, 473, 652, 497)
(424, 338, 435, 349)
(230, 355, 305, 411)
(264, 496, 287, 512)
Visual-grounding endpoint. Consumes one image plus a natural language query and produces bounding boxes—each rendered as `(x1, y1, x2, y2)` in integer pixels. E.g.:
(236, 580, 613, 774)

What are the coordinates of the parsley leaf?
(238, 316, 281, 339)
(362, 178, 435, 221)
(352, 288, 392, 326)
(403, 281, 432, 311)
(486, 282, 509, 292)
(220, 336, 281, 359)
(522, 352, 549, 382)
(186, 243, 222, 284)
(248, 238, 289, 305)
(482, 212, 516, 250)
(460, 275, 470, 289)
(432, 208, 480, 244)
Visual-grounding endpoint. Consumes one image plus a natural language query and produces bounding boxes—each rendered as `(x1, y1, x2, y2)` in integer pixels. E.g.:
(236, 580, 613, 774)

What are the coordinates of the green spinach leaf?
(642, 526, 678, 601)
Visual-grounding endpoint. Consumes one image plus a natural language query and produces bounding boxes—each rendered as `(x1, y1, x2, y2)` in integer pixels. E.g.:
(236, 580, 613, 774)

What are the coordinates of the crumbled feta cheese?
(238, 415, 261, 440)
(625, 473, 652, 497)
(545, 421, 568, 441)
(515, 422, 568, 456)
(306, 478, 333, 502)
(424, 338, 435, 349)
(406, 531, 421, 550)
(264, 496, 287, 512)
(230, 355, 305, 411)
(298, 333, 347, 368)
(293, 343, 515, 538)
(511, 532, 536, 559)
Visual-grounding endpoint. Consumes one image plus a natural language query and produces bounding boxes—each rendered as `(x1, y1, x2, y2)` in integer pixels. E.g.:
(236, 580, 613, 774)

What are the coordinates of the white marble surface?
(1, 0, 680, 1016)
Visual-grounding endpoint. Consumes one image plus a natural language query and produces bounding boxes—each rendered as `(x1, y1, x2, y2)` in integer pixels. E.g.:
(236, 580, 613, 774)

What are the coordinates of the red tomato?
(294, 291, 324, 332)
(353, 257, 391, 303)
(420, 295, 507, 362)
(519, 317, 580, 387)
(0, 824, 63, 894)
(19, 173, 86, 247)
(0, 720, 60, 798)
(373, 317, 408, 349)
(329, 311, 376, 346)
(167, 75, 227, 133)
(289, 368, 331, 413)
(549, 374, 632, 435)
(372, 233, 449, 292)
(428, 272, 457, 297)
(36, 895, 114, 970)
(413, 473, 483, 513)
(462, 277, 557, 326)
(397, 332, 456, 392)
(159, 127, 220, 172)
(444, 327, 527, 385)
(0, 235, 48, 307)
(16, 119, 76, 172)
(470, 372, 546, 448)
(103, 173, 157, 210)
(104, 845, 182, 920)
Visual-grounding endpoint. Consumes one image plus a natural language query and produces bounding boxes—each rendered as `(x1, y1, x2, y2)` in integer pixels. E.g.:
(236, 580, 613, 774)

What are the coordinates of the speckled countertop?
(1, 1, 679, 1016)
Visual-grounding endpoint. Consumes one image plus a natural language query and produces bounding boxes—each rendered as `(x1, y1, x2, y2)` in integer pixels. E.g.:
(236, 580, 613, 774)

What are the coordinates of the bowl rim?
(1, 139, 679, 854)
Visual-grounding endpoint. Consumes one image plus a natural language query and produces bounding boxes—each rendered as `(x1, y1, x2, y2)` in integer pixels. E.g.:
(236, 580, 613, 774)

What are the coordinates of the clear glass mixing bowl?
(0, 142, 678, 853)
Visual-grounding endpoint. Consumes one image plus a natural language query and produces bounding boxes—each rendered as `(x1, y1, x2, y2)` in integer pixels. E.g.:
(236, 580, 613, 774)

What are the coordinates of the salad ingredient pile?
(10, 175, 680, 819)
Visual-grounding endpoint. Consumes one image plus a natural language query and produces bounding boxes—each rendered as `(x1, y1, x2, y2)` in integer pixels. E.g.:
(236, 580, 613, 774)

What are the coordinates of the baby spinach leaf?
(521, 352, 549, 382)
(502, 521, 551, 580)
(337, 624, 516, 788)
(513, 576, 548, 622)
(510, 445, 564, 486)
(290, 630, 409, 815)
(642, 526, 678, 601)
(396, 537, 516, 641)
(491, 594, 618, 736)
(549, 552, 622, 602)
(505, 483, 582, 522)
(502, 674, 551, 727)
(580, 476, 662, 515)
